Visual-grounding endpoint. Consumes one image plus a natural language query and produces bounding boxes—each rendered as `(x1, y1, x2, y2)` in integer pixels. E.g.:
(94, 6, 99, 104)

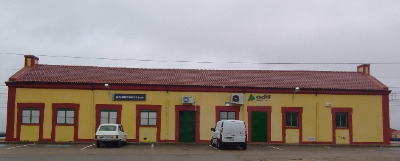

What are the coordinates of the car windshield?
(99, 125, 117, 131)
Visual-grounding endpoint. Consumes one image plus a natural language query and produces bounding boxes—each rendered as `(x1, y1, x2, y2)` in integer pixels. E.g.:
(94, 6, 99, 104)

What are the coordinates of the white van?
(95, 124, 127, 147)
(211, 120, 247, 150)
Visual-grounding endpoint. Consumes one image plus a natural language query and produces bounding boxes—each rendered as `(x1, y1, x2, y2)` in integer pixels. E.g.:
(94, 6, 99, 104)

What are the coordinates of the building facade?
(5, 55, 391, 144)
(392, 130, 400, 140)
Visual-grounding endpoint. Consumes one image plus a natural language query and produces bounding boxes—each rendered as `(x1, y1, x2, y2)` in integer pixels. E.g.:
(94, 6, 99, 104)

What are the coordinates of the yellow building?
(5, 55, 391, 144)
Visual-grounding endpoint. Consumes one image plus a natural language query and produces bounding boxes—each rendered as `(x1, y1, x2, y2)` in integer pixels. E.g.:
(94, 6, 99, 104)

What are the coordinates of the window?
(57, 109, 75, 124)
(220, 111, 236, 121)
(140, 111, 157, 126)
(336, 112, 348, 128)
(285, 112, 298, 127)
(100, 110, 117, 124)
(99, 125, 117, 131)
(22, 109, 40, 124)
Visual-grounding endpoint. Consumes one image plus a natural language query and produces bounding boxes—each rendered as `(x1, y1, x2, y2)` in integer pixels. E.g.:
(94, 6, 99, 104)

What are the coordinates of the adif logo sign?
(248, 94, 256, 101)
(248, 94, 271, 102)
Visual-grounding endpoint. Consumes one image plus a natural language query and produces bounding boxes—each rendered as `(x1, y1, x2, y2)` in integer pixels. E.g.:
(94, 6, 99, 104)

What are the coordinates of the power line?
(2, 52, 400, 65)
(0, 68, 20, 71)
(377, 77, 400, 79)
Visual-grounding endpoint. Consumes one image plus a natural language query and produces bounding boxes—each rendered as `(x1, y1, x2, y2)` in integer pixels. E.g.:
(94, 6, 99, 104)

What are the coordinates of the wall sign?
(112, 94, 146, 101)
(248, 94, 271, 102)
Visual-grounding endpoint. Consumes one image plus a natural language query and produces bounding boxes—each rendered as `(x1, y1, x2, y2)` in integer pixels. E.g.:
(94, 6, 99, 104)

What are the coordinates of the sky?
(0, 0, 400, 132)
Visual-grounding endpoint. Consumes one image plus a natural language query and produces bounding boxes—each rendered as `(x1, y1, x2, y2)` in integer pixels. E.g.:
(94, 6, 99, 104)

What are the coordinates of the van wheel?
(96, 141, 101, 148)
(242, 144, 247, 150)
(217, 140, 223, 149)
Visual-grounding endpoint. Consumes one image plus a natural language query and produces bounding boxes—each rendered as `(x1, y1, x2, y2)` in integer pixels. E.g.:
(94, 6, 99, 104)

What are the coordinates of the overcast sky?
(1, 0, 400, 132)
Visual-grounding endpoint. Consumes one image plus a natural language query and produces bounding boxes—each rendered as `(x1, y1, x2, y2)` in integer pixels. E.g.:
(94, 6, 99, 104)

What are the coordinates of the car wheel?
(96, 141, 101, 148)
(117, 140, 122, 147)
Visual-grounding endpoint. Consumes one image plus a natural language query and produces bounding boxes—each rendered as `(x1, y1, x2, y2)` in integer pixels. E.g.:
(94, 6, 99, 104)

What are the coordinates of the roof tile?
(8, 64, 388, 91)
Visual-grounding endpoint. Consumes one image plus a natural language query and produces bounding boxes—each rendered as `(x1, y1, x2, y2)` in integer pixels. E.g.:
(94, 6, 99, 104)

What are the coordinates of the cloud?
(1, 0, 400, 130)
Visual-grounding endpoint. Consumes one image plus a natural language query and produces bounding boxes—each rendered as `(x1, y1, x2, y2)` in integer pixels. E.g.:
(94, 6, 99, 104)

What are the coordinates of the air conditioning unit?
(231, 93, 244, 104)
(182, 96, 194, 104)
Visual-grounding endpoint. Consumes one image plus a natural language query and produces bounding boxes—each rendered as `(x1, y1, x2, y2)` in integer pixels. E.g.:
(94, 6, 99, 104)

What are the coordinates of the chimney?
(24, 55, 39, 67)
(357, 64, 370, 75)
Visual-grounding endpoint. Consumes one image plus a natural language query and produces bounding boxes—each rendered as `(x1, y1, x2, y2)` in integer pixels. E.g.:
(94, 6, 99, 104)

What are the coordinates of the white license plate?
(99, 135, 113, 139)
(226, 137, 234, 141)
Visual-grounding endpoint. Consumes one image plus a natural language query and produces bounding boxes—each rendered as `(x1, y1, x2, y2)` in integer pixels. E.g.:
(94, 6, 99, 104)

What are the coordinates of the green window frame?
(285, 112, 298, 127)
(220, 111, 236, 121)
(336, 112, 348, 128)
(22, 108, 40, 124)
(57, 109, 75, 124)
(140, 110, 157, 126)
(100, 110, 117, 124)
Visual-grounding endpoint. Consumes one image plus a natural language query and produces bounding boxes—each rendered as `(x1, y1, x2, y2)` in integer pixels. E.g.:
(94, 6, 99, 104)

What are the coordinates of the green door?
(251, 111, 267, 142)
(179, 111, 196, 142)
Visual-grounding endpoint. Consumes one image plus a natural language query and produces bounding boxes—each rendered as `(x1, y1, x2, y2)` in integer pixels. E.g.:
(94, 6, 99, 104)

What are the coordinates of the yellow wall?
(15, 88, 94, 140)
(313, 94, 383, 143)
(20, 125, 39, 141)
(55, 126, 74, 142)
(26, 58, 31, 66)
(13, 88, 384, 143)
(336, 129, 350, 144)
(286, 129, 300, 143)
(139, 127, 157, 142)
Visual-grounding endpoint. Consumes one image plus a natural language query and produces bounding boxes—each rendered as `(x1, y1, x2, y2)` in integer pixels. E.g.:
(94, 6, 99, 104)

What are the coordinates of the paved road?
(0, 143, 399, 161)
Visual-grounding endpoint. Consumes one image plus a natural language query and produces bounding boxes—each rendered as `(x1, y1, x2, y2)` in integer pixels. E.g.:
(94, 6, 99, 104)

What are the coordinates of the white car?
(95, 124, 127, 147)
(211, 120, 247, 150)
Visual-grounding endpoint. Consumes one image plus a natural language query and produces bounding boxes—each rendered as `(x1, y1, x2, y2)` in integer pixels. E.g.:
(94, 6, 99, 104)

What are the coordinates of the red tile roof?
(392, 130, 400, 135)
(8, 64, 388, 91)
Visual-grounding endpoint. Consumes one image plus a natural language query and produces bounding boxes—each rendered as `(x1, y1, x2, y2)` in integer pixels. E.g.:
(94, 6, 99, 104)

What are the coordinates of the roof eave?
(4, 81, 391, 95)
